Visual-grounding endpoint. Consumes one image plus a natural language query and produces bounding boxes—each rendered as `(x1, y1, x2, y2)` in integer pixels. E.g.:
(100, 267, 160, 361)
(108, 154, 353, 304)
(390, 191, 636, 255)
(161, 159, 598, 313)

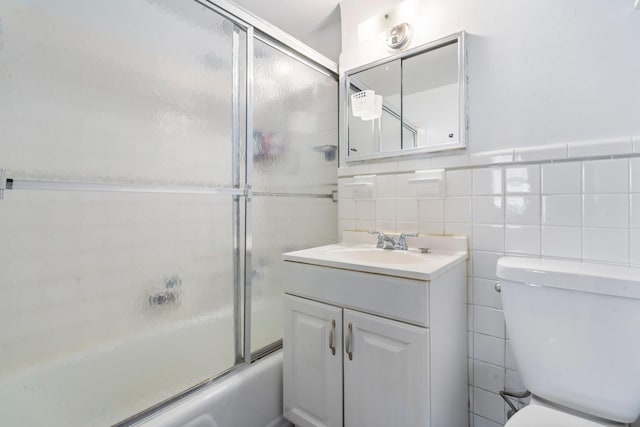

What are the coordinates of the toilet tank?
(497, 257, 640, 423)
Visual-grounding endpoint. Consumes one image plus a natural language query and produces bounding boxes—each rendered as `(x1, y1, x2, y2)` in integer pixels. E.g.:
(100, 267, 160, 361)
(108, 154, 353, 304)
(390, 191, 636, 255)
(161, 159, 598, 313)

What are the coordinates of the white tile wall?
(474, 360, 506, 394)
(583, 227, 629, 264)
(473, 197, 504, 224)
(505, 225, 540, 256)
(631, 194, 640, 228)
(446, 197, 473, 223)
(338, 152, 640, 425)
(473, 168, 503, 195)
(541, 226, 582, 259)
(473, 224, 505, 253)
(505, 196, 540, 225)
(505, 165, 540, 194)
(474, 332, 505, 367)
(541, 162, 581, 194)
(446, 169, 473, 196)
(582, 158, 628, 193)
(542, 195, 581, 226)
(474, 387, 506, 424)
(630, 158, 640, 192)
(582, 194, 628, 227)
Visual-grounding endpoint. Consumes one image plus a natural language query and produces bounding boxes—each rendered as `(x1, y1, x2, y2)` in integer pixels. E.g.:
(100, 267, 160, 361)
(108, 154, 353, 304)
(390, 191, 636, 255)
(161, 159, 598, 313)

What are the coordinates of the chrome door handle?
(345, 323, 353, 360)
(329, 319, 336, 355)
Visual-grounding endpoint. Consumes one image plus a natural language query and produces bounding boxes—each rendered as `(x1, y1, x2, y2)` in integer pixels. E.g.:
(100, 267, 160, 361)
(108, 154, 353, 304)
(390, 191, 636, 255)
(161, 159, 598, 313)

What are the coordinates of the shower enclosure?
(0, 1, 338, 425)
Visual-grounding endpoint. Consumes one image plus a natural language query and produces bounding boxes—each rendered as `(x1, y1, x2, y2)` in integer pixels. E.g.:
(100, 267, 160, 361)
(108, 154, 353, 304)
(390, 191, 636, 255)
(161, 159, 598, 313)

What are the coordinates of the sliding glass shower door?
(0, 1, 246, 425)
(0, 1, 338, 426)
(250, 39, 339, 352)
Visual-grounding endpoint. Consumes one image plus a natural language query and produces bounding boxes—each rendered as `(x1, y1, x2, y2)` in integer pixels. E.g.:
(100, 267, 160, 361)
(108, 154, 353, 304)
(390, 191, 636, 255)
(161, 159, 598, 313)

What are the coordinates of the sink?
(283, 231, 468, 281)
(326, 247, 427, 265)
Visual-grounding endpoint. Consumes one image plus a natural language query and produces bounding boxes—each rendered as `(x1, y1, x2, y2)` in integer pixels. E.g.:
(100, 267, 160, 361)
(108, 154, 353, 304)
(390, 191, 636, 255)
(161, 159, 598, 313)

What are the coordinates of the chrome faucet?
(368, 231, 418, 250)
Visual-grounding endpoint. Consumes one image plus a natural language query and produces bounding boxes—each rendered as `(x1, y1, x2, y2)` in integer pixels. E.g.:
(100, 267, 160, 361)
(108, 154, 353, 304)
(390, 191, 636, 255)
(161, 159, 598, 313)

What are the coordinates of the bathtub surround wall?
(338, 136, 640, 426)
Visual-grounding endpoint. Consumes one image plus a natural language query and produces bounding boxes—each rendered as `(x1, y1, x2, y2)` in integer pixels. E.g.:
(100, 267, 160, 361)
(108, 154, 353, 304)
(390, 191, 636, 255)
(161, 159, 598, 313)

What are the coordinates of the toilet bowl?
(497, 257, 640, 427)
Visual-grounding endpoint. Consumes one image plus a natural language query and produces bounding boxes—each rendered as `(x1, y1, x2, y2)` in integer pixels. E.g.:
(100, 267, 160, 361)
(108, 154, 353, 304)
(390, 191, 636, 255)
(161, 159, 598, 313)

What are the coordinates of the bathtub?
(1, 311, 289, 427)
(131, 351, 291, 427)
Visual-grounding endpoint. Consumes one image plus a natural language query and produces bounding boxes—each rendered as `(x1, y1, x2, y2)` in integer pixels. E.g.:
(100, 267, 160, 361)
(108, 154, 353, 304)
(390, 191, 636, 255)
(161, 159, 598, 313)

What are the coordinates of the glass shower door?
(250, 39, 339, 352)
(0, 1, 246, 425)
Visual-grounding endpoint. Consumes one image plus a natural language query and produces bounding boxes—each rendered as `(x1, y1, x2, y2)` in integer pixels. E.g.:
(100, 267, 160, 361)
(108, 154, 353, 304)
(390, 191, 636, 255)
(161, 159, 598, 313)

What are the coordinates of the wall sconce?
(357, 0, 421, 50)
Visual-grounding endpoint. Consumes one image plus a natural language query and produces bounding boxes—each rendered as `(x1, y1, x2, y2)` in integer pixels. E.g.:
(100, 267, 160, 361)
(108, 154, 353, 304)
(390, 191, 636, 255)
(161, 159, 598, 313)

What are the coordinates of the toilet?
(496, 257, 640, 426)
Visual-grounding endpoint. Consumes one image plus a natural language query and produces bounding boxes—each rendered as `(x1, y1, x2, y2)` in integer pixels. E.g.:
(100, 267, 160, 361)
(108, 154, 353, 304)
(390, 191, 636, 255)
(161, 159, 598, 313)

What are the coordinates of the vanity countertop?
(283, 232, 467, 281)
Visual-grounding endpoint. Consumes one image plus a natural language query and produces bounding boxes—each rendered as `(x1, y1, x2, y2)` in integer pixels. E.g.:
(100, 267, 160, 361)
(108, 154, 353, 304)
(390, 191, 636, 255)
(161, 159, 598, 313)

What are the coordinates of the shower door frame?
(112, 1, 337, 425)
(0, 0, 337, 423)
(0, 0, 338, 425)
(0, 1, 337, 424)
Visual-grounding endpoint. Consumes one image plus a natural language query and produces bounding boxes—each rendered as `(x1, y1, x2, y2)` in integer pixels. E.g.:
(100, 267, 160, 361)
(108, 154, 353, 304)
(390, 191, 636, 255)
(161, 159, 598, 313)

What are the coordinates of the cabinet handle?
(329, 319, 336, 355)
(345, 323, 353, 360)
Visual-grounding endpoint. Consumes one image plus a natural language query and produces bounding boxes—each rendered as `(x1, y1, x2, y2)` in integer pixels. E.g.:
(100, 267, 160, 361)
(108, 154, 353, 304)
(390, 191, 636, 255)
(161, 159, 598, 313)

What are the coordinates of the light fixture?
(357, 0, 421, 51)
(385, 22, 413, 50)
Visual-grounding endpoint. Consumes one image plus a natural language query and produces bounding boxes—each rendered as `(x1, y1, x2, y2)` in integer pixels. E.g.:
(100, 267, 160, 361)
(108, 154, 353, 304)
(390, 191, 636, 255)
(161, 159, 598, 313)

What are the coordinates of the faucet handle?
(399, 232, 418, 238)
(368, 230, 386, 248)
(396, 232, 418, 250)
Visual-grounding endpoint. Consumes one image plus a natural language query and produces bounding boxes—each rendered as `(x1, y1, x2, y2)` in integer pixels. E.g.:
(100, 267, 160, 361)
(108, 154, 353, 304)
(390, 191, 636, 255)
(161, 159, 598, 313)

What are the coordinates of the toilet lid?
(506, 405, 614, 427)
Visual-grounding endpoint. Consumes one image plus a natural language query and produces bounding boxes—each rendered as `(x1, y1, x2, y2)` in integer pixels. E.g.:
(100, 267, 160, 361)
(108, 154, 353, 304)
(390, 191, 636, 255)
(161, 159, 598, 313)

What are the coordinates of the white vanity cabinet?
(282, 234, 468, 427)
(283, 295, 343, 427)
(284, 294, 429, 427)
(343, 308, 429, 427)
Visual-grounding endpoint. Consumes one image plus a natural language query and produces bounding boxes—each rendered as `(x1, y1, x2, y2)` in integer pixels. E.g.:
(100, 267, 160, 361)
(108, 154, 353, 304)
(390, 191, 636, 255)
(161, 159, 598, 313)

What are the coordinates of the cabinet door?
(343, 309, 429, 427)
(283, 295, 343, 427)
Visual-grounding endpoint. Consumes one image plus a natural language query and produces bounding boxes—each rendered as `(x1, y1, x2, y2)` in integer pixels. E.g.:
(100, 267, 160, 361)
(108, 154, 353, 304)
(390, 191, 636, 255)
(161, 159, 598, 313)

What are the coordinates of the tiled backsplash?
(338, 139, 640, 426)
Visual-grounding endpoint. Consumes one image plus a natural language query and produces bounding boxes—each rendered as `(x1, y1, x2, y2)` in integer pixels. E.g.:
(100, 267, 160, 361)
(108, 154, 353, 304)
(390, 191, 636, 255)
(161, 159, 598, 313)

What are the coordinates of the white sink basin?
(283, 232, 468, 280)
(325, 247, 428, 265)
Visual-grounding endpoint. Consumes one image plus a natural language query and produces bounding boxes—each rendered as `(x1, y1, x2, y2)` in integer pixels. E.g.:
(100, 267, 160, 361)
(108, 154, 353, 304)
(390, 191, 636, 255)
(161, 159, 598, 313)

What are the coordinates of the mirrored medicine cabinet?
(343, 32, 467, 162)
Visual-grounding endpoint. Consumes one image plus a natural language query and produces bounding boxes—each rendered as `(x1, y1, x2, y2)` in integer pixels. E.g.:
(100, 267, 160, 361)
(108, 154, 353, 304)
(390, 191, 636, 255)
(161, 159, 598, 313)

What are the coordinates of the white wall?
(338, 1, 640, 425)
(340, 0, 640, 156)
(403, 83, 459, 147)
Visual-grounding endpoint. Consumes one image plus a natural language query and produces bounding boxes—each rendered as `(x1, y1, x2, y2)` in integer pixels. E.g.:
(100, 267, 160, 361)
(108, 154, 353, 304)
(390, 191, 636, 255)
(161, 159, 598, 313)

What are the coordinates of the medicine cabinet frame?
(340, 31, 468, 164)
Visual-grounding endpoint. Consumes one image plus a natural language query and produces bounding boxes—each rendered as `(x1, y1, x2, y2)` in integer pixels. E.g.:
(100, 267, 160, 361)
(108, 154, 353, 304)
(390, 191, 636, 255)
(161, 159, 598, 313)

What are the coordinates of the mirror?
(345, 32, 466, 161)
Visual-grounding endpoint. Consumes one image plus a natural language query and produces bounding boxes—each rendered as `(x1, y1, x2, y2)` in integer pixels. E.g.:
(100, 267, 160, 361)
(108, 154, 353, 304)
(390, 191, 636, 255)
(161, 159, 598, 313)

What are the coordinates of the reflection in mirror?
(402, 41, 459, 148)
(344, 32, 466, 162)
(348, 60, 401, 156)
